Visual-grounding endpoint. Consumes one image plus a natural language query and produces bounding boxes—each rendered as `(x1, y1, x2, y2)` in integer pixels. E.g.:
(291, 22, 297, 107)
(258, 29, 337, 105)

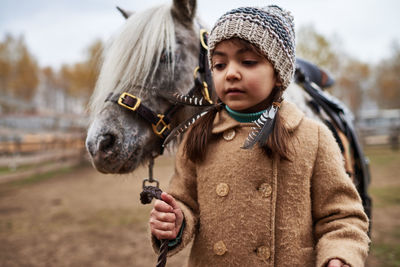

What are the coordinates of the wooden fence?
(0, 132, 84, 155)
(0, 132, 88, 184)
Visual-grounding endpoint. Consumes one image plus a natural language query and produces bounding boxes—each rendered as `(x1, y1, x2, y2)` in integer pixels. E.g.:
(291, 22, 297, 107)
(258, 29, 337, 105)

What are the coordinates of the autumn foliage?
(0, 34, 102, 112)
(0, 34, 39, 101)
(372, 44, 400, 109)
(1, 28, 399, 115)
(58, 40, 103, 98)
(296, 25, 400, 114)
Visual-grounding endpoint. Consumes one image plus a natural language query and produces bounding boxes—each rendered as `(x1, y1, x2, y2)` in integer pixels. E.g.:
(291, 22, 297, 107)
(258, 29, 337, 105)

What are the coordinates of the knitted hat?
(208, 5, 296, 90)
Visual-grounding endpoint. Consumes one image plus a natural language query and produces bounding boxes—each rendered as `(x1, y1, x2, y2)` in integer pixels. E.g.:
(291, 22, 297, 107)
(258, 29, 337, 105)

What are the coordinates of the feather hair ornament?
(162, 102, 223, 147)
(242, 102, 281, 149)
(158, 91, 213, 107)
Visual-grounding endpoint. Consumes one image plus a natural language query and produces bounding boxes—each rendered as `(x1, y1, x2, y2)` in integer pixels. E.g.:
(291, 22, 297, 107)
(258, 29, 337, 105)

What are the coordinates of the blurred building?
(33, 72, 87, 115)
(358, 108, 400, 135)
(357, 104, 400, 147)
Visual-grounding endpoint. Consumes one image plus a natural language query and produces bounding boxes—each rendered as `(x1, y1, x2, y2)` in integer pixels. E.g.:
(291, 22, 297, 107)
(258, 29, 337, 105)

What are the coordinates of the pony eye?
(160, 50, 173, 64)
(160, 50, 181, 64)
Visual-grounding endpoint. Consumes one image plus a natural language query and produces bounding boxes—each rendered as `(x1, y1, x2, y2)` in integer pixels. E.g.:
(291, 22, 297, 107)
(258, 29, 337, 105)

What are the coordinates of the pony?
(85, 0, 371, 218)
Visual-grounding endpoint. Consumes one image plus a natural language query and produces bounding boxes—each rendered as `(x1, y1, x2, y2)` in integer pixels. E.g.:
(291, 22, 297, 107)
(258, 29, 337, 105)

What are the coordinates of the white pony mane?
(284, 82, 322, 121)
(89, 4, 176, 117)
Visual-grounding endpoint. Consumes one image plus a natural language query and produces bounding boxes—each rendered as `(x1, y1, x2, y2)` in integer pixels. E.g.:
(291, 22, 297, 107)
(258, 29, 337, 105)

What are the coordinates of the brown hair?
(184, 38, 291, 163)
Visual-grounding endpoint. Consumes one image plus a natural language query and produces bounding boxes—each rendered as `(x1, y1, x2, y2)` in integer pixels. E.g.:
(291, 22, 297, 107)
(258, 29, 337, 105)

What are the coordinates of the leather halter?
(105, 29, 213, 141)
(105, 91, 180, 139)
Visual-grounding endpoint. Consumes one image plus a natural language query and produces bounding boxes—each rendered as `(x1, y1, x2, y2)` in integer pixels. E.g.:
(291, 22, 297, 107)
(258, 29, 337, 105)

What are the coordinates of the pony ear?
(116, 6, 134, 19)
(171, 0, 196, 25)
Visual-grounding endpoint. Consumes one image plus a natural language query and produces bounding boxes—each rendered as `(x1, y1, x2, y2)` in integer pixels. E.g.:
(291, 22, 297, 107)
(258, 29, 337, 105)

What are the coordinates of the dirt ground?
(0, 148, 399, 266)
(0, 156, 191, 267)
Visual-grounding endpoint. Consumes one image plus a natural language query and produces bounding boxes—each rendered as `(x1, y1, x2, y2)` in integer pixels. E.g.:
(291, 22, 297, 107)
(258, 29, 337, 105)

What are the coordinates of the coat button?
(216, 183, 229, 197)
(223, 129, 235, 141)
(213, 240, 227, 255)
(259, 183, 272, 198)
(256, 246, 270, 260)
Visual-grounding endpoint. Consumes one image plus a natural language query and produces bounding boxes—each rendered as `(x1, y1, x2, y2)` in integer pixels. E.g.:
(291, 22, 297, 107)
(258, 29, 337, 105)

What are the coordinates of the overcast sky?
(1, 0, 399, 69)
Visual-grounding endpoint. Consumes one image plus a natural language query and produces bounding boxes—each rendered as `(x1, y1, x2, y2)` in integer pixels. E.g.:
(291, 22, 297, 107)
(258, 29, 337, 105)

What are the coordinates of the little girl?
(149, 5, 369, 267)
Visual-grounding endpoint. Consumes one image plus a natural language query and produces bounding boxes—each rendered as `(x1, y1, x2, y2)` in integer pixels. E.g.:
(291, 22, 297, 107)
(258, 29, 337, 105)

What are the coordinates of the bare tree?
(296, 25, 342, 74)
(372, 41, 400, 109)
(336, 60, 371, 118)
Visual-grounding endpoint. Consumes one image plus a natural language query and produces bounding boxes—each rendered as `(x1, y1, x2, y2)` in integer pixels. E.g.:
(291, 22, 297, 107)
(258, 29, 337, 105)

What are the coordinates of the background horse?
(85, 0, 371, 218)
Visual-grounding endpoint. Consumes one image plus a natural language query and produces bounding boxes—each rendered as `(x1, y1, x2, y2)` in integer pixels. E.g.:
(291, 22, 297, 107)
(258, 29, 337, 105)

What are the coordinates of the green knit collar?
(225, 105, 265, 123)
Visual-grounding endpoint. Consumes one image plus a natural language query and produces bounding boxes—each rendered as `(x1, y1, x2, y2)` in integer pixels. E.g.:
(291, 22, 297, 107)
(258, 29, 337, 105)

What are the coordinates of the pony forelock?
(89, 4, 176, 117)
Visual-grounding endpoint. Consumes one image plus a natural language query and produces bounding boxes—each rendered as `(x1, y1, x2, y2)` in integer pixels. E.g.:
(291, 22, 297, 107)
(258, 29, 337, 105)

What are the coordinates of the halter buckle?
(202, 82, 213, 104)
(118, 92, 141, 111)
(193, 66, 200, 79)
(152, 114, 171, 138)
(200, 29, 209, 50)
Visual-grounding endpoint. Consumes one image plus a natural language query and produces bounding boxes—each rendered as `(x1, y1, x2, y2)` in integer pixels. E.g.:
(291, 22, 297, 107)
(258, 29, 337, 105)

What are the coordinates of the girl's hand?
(327, 259, 349, 267)
(149, 192, 184, 240)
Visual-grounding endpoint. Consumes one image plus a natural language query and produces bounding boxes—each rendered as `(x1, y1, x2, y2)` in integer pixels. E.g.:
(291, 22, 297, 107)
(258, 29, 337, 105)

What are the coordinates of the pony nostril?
(86, 140, 95, 157)
(98, 134, 116, 152)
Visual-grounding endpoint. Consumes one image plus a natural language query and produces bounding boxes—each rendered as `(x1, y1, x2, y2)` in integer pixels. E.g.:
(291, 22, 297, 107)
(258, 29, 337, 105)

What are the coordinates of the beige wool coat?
(153, 101, 370, 267)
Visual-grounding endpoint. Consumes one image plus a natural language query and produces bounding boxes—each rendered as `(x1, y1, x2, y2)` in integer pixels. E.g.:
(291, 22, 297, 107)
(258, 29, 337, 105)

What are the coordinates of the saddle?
(294, 58, 372, 221)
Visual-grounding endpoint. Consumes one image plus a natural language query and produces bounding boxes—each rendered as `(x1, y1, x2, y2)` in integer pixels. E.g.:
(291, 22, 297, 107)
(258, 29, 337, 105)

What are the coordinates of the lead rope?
(140, 157, 168, 267)
(136, 29, 211, 267)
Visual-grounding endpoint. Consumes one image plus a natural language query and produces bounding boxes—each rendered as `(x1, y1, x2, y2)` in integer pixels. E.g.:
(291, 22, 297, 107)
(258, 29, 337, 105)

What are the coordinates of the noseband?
(105, 29, 213, 143)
